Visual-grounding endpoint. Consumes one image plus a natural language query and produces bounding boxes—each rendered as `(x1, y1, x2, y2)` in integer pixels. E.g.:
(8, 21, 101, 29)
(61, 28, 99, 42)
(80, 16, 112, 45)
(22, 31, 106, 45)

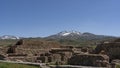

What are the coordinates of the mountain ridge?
(45, 31, 116, 40)
(0, 31, 117, 46)
(44, 31, 117, 46)
(0, 31, 117, 40)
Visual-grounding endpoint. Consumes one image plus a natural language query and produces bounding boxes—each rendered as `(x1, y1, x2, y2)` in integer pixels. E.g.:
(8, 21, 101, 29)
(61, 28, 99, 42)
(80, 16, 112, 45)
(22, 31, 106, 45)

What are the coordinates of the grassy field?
(116, 64, 120, 68)
(0, 62, 39, 68)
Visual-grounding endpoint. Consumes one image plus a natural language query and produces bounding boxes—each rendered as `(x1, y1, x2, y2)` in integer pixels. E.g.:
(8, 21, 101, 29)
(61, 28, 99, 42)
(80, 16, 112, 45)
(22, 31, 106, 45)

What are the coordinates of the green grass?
(0, 62, 39, 68)
(116, 64, 120, 68)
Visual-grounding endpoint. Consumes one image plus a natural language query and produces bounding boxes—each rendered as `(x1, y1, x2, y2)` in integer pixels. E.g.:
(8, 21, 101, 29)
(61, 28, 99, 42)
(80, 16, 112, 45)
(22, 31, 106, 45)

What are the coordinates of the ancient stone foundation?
(68, 54, 109, 67)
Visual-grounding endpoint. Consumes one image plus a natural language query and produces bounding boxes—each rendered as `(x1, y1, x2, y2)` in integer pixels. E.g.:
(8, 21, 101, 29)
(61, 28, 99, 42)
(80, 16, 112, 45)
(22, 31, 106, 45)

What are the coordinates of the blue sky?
(0, 0, 120, 37)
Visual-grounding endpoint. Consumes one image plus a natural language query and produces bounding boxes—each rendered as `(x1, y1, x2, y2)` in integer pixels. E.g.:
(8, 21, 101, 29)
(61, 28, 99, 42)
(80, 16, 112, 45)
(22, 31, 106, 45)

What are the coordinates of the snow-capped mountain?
(44, 31, 117, 46)
(0, 35, 20, 40)
(0, 31, 116, 41)
(57, 31, 81, 36)
(45, 31, 116, 40)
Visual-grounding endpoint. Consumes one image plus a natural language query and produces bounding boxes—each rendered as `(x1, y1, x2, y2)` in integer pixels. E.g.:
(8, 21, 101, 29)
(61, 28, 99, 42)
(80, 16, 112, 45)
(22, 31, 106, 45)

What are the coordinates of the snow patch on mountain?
(62, 33, 71, 36)
(0, 35, 20, 39)
(57, 31, 81, 36)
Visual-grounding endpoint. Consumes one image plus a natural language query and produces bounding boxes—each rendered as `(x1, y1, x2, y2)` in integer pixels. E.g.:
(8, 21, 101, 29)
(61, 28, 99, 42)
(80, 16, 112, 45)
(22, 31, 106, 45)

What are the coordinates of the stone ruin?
(8, 39, 61, 53)
(94, 38, 120, 62)
(4, 39, 95, 64)
(1, 38, 120, 67)
(36, 48, 73, 64)
(68, 54, 109, 67)
(6, 39, 61, 62)
(68, 38, 120, 67)
(0, 46, 10, 60)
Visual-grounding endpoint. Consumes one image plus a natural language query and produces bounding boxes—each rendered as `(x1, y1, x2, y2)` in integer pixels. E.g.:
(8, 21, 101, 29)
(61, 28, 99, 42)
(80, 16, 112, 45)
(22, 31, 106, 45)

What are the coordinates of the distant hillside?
(0, 31, 117, 47)
(44, 31, 117, 46)
(0, 35, 20, 46)
(0, 39, 18, 46)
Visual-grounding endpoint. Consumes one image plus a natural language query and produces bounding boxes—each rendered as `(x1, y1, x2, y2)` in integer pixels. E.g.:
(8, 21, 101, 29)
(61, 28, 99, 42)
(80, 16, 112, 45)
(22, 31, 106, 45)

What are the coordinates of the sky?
(0, 0, 120, 37)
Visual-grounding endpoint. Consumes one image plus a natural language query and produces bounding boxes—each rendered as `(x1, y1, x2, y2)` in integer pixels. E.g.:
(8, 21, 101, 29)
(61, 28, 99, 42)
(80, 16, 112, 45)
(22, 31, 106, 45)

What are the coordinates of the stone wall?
(36, 48, 73, 64)
(95, 39, 120, 62)
(68, 54, 109, 67)
(7, 39, 61, 54)
(6, 39, 62, 62)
